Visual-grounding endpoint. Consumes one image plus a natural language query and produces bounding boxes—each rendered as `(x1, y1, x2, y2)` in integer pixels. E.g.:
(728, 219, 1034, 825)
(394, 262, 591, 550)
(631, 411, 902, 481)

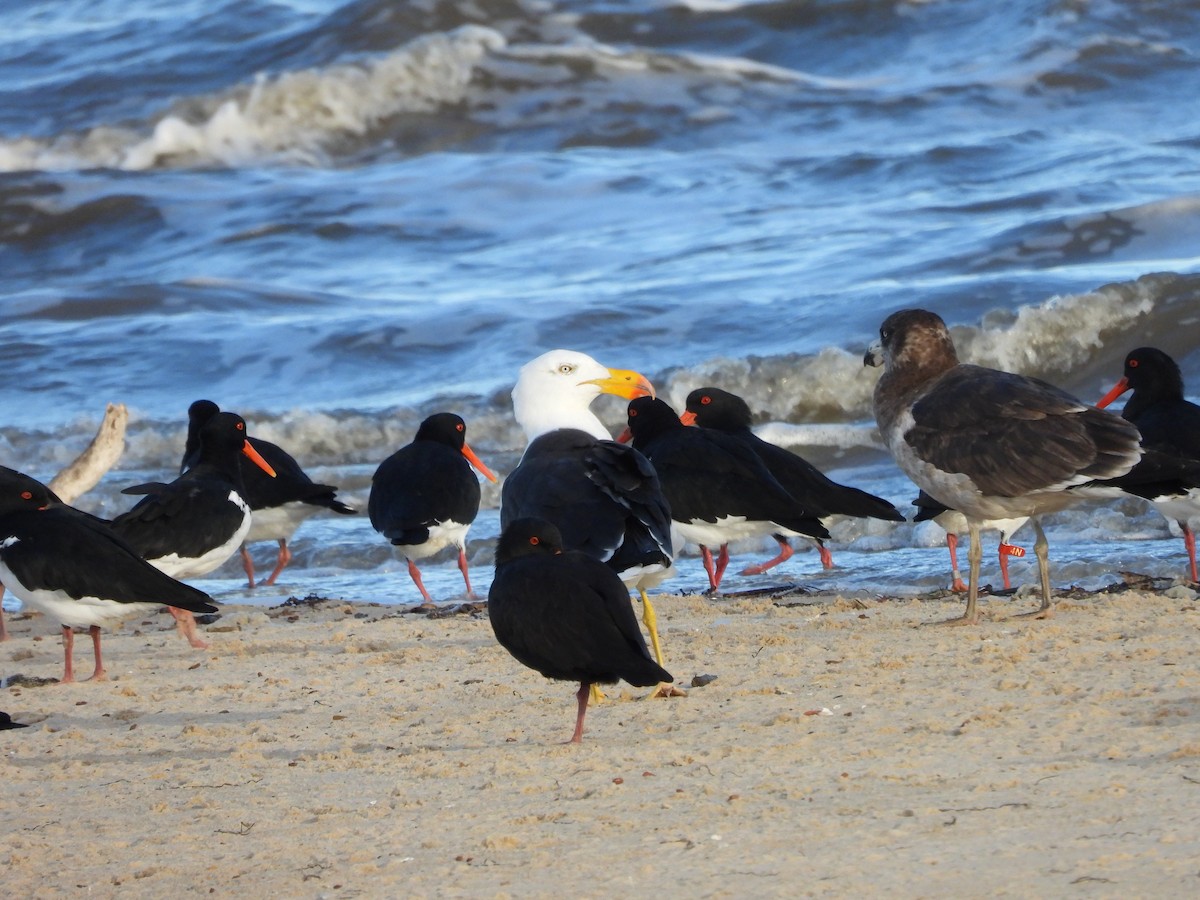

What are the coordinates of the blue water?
(2, 0, 1200, 608)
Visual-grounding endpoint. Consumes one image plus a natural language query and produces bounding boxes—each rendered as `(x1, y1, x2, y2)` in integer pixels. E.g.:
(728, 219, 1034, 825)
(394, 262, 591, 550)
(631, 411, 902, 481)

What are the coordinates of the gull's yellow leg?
(640, 587, 664, 666)
(639, 588, 684, 698)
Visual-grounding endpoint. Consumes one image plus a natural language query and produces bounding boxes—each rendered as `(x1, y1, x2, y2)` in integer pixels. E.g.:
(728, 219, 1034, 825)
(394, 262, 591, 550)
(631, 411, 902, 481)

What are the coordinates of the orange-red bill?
(1096, 377, 1129, 409)
(679, 410, 697, 426)
(242, 441, 277, 477)
(462, 442, 498, 483)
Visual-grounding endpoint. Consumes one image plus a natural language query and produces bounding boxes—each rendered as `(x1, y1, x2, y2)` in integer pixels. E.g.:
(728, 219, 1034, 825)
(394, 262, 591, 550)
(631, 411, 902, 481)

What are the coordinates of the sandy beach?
(3, 579, 1199, 898)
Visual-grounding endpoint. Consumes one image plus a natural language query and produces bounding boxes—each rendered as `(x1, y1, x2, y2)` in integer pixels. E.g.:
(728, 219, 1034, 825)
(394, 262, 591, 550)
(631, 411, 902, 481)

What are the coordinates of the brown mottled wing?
(906, 365, 1139, 497)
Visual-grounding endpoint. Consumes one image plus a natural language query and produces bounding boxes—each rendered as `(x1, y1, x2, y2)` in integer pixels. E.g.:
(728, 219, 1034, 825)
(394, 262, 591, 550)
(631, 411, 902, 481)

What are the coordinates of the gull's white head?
(511, 349, 655, 442)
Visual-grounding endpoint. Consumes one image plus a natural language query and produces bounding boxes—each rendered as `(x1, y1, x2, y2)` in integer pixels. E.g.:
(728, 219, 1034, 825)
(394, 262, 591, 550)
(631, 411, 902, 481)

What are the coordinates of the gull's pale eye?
(557, 364, 576, 375)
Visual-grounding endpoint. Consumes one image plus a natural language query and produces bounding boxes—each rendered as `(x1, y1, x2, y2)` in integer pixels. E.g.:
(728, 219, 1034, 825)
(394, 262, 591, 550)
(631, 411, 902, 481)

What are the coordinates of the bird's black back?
(0, 505, 216, 614)
(501, 429, 672, 571)
(369, 440, 481, 546)
(489, 518, 671, 687)
(183, 400, 354, 514)
(627, 397, 829, 540)
(112, 411, 254, 560)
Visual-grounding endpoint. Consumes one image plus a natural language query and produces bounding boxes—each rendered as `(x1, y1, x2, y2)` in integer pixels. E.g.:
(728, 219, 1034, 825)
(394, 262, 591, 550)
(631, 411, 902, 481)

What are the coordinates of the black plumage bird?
(183, 400, 357, 588)
(488, 518, 673, 743)
(623, 395, 828, 593)
(502, 350, 675, 686)
(1098, 347, 1200, 583)
(369, 413, 497, 606)
(682, 386, 904, 574)
(110, 411, 275, 647)
(0, 466, 217, 683)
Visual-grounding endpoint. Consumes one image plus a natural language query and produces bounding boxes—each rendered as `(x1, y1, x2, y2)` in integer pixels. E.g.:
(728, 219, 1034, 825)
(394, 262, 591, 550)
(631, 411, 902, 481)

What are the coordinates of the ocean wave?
(0, 15, 870, 174)
(0, 26, 506, 172)
(658, 271, 1200, 425)
(21, 272, 1196, 470)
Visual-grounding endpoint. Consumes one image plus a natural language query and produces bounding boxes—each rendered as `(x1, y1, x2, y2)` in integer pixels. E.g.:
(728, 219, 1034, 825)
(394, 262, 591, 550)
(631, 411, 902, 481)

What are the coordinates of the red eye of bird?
(236, 422, 245, 431)
(701, 395, 711, 405)
(530, 536, 540, 546)
(629, 409, 638, 417)
(456, 423, 464, 432)
(1128, 359, 1139, 368)
(20, 491, 32, 500)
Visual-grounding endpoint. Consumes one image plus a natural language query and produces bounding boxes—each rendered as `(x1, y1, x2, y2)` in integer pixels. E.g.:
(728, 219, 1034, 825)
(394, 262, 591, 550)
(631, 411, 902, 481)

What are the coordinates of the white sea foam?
(0, 26, 506, 172)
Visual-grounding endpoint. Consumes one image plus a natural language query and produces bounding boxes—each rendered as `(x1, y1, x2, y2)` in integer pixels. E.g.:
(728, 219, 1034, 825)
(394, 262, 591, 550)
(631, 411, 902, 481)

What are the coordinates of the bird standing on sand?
(0, 466, 217, 683)
(624, 395, 828, 592)
(1097, 347, 1200, 582)
(865, 308, 1141, 624)
(682, 386, 904, 574)
(488, 518, 673, 743)
(110, 411, 276, 648)
(368, 413, 497, 607)
(501, 350, 676, 692)
(182, 400, 357, 588)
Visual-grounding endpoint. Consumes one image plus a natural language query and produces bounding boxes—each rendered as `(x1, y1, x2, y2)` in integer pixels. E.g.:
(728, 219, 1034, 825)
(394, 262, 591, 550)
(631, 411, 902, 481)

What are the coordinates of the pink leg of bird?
(60, 625, 77, 683)
(1184, 523, 1198, 583)
(817, 542, 834, 570)
(262, 539, 292, 587)
(700, 545, 718, 591)
(457, 548, 476, 598)
(945, 533, 967, 593)
(998, 542, 1025, 591)
(741, 537, 794, 576)
(0, 584, 7, 642)
(61, 626, 107, 683)
(88, 625, 106, 681)
(240, 544, 257, 588)
(700, 545, 731, 592)
(714, 545, 730, 589)
(570, 682, 590, 743)
(407, 558, 435, 606)
(169, 607, 210, 650)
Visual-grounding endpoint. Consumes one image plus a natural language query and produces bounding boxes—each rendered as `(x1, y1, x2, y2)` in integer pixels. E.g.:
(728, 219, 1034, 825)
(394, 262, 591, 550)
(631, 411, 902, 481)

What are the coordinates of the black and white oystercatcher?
(1097, 347, 1200, 582)
(501, 350, 675, 688)
(865, 308, 1141, 623)
(110, 411, 275, 647)
(0, 466, 217, 683)
(682, 386, 904, 574)
(368, 413, 497, 606)
(912, 490, 1028, 592)
(488, 518, 674, 743)
(624, 395, 829, 593)
(182, 400, 357, 588)
(0, 403, 128, 643)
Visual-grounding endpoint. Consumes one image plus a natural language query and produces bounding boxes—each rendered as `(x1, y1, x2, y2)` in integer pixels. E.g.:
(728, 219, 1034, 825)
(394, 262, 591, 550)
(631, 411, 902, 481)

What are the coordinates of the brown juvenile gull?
(865, 308, 1140, 624)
